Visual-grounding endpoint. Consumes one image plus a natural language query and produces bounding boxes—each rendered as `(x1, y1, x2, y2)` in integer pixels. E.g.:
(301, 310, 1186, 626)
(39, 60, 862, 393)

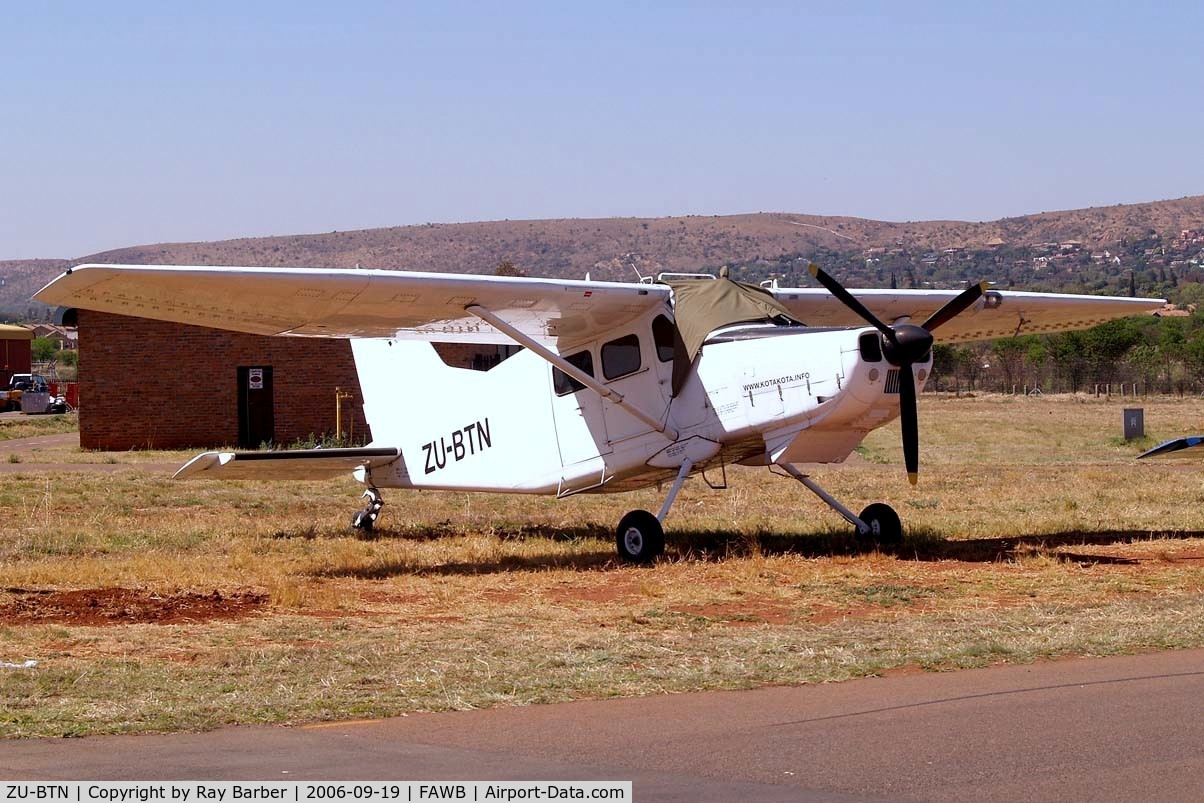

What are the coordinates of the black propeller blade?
(898, 363, 919, 485)
(921, 280, 990, 332)
(808, 264, 989, 485)
(809, 263, 897, 343)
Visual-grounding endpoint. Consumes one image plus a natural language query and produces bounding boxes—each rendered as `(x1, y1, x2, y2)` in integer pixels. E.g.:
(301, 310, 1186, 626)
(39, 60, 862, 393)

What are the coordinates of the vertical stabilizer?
(351, 340, 465, 446)
(348, 338, 566, 492)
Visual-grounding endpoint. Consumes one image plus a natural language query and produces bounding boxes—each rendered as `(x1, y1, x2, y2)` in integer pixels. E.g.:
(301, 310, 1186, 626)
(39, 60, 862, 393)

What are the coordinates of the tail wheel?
(857, 503, 903, 547)
(616, 510, 664, 563)
(351, 509, 375, 533)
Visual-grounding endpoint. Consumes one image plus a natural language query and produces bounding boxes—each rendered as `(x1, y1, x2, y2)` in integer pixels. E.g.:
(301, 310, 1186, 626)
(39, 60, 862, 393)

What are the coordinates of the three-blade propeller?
(808, 264, 988, 485)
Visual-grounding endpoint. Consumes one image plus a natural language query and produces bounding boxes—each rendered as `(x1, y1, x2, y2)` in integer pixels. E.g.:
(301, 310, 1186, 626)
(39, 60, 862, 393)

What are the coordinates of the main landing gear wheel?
(616, 509, 665, 564)
(857, 503, 903, 548)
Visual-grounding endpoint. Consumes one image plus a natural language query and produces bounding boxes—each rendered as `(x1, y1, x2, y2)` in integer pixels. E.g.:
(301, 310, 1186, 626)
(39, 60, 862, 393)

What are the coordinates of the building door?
(238, 366, 274, 448)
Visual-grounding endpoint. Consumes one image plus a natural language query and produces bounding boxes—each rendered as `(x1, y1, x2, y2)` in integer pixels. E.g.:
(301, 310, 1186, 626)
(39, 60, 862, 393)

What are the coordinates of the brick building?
(76, 311, 371, 450)
(74, 311, 500, 451)
(1, 324, 33, 387)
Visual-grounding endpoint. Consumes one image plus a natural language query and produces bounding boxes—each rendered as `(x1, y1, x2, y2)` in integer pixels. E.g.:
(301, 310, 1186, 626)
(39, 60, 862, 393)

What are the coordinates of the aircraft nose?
(883, 324, 933, 366)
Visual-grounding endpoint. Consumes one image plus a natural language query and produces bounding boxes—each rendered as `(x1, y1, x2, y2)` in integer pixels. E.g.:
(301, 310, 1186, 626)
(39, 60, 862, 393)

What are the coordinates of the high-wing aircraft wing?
(37, 265, 1164, 350)
(35, 264, 670, 349)
(174, 447, 402, 480)
(1138, 437, 1204, 461)
(770, 287, 1165, 344)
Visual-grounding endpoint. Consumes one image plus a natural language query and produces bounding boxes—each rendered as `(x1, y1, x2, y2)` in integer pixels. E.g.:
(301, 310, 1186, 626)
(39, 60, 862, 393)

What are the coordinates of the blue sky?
(2, 1, 1202, 258)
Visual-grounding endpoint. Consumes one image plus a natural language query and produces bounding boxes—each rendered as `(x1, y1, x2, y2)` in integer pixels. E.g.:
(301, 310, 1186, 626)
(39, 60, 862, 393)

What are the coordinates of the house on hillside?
(28, 323, 77, 350)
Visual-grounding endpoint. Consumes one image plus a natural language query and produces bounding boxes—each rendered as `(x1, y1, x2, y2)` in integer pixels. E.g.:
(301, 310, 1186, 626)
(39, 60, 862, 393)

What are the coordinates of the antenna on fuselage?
(625, 253, 646, 282)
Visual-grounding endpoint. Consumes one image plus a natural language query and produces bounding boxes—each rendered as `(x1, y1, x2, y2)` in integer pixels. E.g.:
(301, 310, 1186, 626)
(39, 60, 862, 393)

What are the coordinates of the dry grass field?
(3, 395, 1204, 738)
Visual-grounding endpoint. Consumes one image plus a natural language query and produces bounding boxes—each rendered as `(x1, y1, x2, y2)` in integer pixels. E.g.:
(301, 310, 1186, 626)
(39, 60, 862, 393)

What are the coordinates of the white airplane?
(36, 263, 1163, 562)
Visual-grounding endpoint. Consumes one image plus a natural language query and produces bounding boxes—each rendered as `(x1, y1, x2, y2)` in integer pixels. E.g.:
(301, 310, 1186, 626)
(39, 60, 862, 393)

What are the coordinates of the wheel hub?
(624, 527, 644, 554)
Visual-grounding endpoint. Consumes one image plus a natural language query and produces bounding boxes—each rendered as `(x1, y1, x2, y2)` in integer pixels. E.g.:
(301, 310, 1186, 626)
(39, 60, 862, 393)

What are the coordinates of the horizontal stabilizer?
(1137, 437, 1204, 461)
(174, 447, 401, 480)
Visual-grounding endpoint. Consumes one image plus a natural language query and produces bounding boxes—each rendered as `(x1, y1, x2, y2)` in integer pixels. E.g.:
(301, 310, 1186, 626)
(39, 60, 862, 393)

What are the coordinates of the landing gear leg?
(616, 458, 694, 563)
(351, 487, 384, 534)
(779, 463, 903, 547)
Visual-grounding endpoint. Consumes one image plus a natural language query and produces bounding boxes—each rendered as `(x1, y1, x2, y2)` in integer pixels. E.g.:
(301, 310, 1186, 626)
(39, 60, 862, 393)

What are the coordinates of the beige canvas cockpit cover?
(664, 277, 804, 393)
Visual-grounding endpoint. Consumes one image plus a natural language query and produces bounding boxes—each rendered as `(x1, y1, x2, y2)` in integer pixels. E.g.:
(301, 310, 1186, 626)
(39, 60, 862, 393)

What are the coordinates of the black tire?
(857, 503, 903, 547)
(351, 509, 375, 533)
(616, 509, 665, 563)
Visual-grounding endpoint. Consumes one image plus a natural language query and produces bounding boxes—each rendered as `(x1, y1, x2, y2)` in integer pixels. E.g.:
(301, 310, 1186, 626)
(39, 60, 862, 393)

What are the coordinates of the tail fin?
(350, 340, 480, 446)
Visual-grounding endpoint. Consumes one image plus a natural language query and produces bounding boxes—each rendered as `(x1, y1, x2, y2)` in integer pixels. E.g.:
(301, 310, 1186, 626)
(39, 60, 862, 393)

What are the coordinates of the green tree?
(991, 337, 1032, 391)
(1080, 318, 1142, 385)
(1125, 343, 1160, 392)
(1046, 331, 1087, 392)
(31, 337, 57, 362)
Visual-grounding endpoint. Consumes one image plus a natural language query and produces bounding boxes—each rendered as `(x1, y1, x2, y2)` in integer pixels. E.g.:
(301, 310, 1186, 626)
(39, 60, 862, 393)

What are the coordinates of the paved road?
(0, 431, 178, 474)
(0, 431, 79, 453)
(4, 650, 1204, 801)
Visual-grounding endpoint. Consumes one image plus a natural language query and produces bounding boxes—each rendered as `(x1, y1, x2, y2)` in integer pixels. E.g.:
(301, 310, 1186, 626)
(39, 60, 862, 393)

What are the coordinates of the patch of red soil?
(543, 579, 645, 605)
(1130, 549, 1204, 563)
(670, 600, 795, 626)
(807, 603, 883, 625)
(359, 590, 430, 605)
(482, 589, 526, 604)
(479, 580, 645, 606)
(0, 588, 267, 626)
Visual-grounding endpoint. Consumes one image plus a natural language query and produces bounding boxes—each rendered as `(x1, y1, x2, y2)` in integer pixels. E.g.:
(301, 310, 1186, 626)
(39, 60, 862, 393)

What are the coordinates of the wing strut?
(465, 304, 678, 441)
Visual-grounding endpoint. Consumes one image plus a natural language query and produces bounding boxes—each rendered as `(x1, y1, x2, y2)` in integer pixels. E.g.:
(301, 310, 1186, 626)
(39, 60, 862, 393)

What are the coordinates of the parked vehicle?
(2, 373, 50, 412)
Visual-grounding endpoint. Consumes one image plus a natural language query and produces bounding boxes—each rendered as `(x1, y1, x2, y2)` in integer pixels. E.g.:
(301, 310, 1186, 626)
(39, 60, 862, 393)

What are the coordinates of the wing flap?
(174, 447, 402, 480)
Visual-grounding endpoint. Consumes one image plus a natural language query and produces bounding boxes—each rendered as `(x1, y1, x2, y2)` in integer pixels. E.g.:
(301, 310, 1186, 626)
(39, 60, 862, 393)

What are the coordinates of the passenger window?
(652, 315, 676, 362)
(553, 350, 594, 396)
(601, 334, 642, 380)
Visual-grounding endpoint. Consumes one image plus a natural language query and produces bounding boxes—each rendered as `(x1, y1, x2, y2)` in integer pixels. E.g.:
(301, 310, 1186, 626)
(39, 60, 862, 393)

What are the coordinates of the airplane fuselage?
(350, 307, 930, 495)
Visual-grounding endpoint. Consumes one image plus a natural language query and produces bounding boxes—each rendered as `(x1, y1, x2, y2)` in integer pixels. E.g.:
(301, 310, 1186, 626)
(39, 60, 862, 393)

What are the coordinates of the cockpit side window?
(553, 350, 595, 396)
(601, 334, 642, 380)
(652, 315, 676, 363)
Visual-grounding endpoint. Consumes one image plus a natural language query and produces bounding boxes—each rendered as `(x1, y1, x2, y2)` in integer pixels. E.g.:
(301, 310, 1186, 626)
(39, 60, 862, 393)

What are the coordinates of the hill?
(0, 259, 70, 320)
(4, 195, 1203, 316)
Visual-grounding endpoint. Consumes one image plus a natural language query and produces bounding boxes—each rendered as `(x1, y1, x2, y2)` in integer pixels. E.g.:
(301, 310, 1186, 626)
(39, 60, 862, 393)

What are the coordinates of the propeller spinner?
(808, 264, 988, 485)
